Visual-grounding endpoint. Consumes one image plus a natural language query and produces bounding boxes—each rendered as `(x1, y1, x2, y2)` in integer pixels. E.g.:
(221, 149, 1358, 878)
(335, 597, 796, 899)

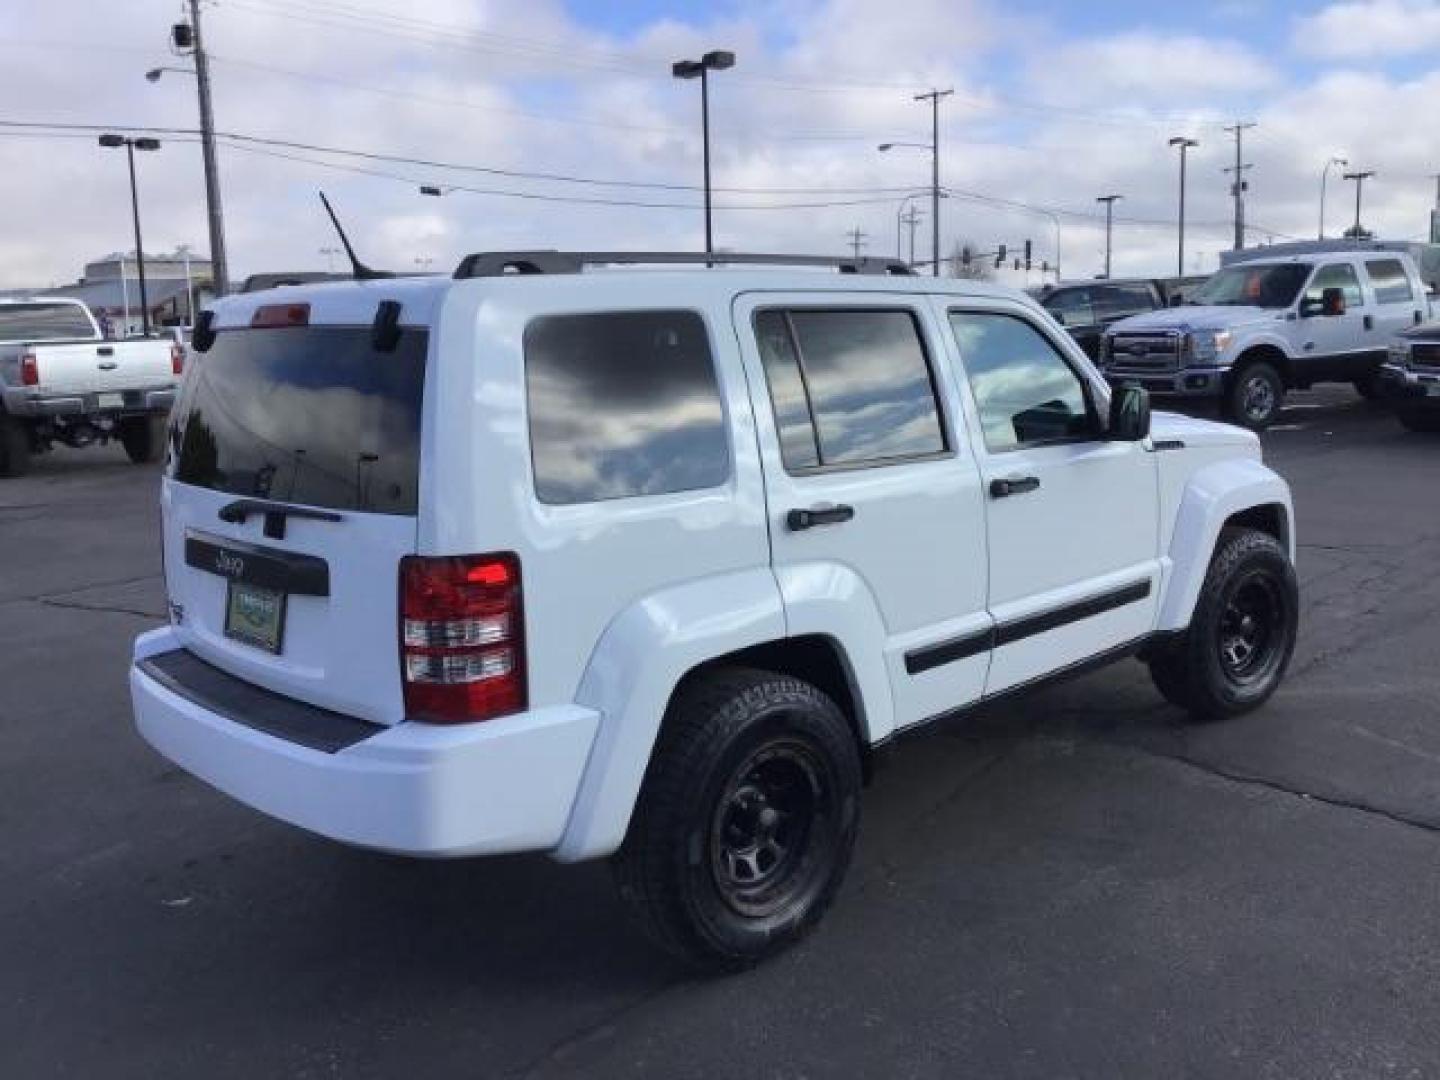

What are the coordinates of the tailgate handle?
(219, 498, 343, 540)
(97, 360, 118, 370)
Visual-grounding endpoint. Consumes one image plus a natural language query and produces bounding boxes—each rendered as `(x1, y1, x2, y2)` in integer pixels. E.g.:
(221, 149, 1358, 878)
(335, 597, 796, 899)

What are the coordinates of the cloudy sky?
(2, 0, 1438, 290)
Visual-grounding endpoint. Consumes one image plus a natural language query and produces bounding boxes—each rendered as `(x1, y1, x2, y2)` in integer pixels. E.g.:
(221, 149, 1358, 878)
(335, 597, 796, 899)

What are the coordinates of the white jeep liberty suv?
(130, 251, 1299, 969)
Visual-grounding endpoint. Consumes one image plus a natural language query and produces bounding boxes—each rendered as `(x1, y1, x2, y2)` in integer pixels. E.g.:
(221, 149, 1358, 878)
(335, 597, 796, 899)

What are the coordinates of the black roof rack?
(452, 250, 913, 279)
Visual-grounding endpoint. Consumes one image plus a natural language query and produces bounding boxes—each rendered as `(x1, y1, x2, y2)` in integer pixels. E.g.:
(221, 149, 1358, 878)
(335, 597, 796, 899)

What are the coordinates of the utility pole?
(1223, 121, 1255, 250)
(1343, 169, 1375, 237)
(1429, 174, 1440, 243)
(184, 1, 230, 296)
(1169, 137, 1199, 276)
(915, 89, 953, 277)
(845, 227, 869, 260)
(1096, 194, 1122, 279)
(900, 206, 922, 266)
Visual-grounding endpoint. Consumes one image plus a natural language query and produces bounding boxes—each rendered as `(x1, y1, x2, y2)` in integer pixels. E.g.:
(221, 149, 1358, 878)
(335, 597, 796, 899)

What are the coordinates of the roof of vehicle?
(0, 296, 89, 307)
(207, 260, 1042, 330)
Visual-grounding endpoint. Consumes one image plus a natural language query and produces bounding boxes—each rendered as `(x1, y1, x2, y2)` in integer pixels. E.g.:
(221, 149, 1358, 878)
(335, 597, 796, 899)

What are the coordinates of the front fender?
(1157, 458, 1294, 632)
(552, 567, 786, 862)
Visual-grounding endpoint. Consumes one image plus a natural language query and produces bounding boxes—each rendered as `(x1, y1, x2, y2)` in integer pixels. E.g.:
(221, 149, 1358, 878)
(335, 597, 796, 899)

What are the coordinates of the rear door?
(161, 317, 428, 725)
(1363, 257, 1427, 340)
(733, 293, 991, 730)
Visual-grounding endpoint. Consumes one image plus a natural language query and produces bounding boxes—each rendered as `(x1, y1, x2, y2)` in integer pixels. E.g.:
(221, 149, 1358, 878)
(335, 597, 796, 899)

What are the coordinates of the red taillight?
(170, 342, 185, 375)
(20, 352, 38, 387)
(250, 302, 310, 328)
(399, 553, 526, 724)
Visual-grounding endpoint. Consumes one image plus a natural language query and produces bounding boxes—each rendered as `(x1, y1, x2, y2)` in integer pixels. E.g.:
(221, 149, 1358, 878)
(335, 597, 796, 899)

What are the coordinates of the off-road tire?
(1224, 361, 1285, 431)
(1352, 374, 1383, 402)
(612, 668, 862, 971)
(1148, 527, 1298, 721)
(1396, 408, 1440, 434)
(0, 412, 31, 478)
(118, 414, 166, 465)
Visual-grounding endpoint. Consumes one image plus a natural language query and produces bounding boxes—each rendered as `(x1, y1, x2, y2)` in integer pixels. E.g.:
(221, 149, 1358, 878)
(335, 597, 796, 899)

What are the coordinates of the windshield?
(0, 303, 96, 342)
(168, 325, 428, 515)
(1190, 264, 1311, 309)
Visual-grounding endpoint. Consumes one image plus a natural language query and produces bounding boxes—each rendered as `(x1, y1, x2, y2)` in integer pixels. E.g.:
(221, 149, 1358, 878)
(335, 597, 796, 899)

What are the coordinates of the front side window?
(1365, 259, 1413, 304)
(1041, 288, 1095, 328)
(524, 310, 729, 505)
(1093, 285, 1155, 320)
(754, 308, 946, 471)
(949, 311, 1094, 452)
(1303, 263, 1364, 308)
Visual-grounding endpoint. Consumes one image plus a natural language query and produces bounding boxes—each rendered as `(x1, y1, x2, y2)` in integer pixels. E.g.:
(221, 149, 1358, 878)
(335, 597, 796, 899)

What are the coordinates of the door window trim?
(946, 306, 1107, 454)
(751, 304, 955, 477)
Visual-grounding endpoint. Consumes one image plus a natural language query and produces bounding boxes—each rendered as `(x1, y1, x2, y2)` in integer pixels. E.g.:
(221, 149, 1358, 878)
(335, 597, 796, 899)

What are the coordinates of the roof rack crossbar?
(452, 250, 913, 279)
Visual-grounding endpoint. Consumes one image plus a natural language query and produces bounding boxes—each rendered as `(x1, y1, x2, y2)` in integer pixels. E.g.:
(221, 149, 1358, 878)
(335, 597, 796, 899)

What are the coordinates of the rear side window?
(524, 310, 729, 504)
(0, 303, 94, 342)
(1365, 259, 1413, 303)
(169, 326, 427, 515)
(754, 308, 946, 471)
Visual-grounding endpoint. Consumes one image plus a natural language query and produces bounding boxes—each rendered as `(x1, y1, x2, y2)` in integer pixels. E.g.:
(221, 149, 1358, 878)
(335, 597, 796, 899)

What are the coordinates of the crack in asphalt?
(1120, 740, 1440, 838)
(35, 596, 162, 621)
(511, 978, 691, 1080)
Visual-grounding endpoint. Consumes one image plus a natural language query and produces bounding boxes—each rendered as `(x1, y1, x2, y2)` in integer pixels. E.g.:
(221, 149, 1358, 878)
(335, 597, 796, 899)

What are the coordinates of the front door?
(939, 299, 1162, 695)
(733, 294, 992, 732)
(1297, 261, 1369, 377)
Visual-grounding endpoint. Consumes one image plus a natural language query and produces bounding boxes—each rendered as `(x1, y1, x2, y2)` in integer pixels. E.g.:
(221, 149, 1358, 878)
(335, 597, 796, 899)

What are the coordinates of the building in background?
(41, 250, 214, 336)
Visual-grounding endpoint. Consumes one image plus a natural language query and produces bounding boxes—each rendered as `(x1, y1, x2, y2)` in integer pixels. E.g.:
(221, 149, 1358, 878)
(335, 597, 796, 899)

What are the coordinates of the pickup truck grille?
(1411, 343, 1440, 371)
(1106, 333, 1182, 374)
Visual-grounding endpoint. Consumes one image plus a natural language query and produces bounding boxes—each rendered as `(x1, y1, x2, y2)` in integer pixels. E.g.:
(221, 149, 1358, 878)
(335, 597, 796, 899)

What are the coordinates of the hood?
(1151, 410, 1260, 454)
(1109, 305, 1276, 334)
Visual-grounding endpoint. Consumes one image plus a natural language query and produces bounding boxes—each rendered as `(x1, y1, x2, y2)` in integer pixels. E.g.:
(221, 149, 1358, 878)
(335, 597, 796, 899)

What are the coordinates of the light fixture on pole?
(1168, 136, 1199, 276)
(98, 133, 161, 336)
(1095, 194, 1122, 279)
(671, 50, 735, 257)
(881, 89, 951, 277)
(1342, 169, 1375, 238)
(1318, 156, 1348, 239)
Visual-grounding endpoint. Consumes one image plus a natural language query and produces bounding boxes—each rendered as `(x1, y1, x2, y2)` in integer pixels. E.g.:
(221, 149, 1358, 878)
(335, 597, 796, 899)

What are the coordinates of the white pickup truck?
(0, 297, 183, 476)
(1100, 250, 1432, 429)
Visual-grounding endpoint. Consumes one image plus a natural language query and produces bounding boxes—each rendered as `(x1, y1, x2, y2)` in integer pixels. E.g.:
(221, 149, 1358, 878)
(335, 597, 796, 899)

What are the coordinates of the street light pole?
(1319, 156, 1348, 239)
(672, 50, 735, 257)
(99, 134, 161, 336)
(1096, 194, 1122, 279)
(1169, 137, 1199, 277)
(1343, 169, 1375, 237)
(914, 89, 952, 277)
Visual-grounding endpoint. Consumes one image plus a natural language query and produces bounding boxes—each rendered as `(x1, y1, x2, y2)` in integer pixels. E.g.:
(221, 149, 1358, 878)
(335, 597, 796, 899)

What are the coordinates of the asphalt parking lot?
(4, 389, 1439, 1079)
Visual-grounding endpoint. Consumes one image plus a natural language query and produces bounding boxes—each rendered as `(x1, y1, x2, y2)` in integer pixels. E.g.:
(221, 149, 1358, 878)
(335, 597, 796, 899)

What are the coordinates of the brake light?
(170, 342, 185, 375)
(250, 302, 310, 328)
(20, 352, 38, 386)
(399, 553, 526, 723)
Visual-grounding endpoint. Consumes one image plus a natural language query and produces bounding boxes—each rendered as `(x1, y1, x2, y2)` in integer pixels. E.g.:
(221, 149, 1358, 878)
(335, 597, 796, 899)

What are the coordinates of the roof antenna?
(318, 191, 392, 280)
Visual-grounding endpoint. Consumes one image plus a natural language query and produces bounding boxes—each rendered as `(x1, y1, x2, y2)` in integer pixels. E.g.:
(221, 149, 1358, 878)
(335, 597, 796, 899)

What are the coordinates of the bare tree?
(946, 239, 993, 281)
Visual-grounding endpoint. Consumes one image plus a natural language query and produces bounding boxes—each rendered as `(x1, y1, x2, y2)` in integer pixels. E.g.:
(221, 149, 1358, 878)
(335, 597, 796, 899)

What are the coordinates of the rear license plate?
(96, 392, 124, 410)
(224, 580, 287, 654)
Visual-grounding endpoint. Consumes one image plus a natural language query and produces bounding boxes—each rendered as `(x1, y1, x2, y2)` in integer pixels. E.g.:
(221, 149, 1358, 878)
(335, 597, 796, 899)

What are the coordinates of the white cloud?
(1293, 0, 1440, 59)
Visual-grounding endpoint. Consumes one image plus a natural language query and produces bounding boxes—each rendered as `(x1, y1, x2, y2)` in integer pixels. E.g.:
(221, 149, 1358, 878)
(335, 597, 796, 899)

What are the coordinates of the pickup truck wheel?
(0, 413, 31, 478)
(118, 415, 166, 464)
(1225, 362, 1284, 430)
(1396, 408, 1440, 433)
(1148, 527, 1298, 721)
(1352, 374, 1383, 402)
(612, 668, 862, 971)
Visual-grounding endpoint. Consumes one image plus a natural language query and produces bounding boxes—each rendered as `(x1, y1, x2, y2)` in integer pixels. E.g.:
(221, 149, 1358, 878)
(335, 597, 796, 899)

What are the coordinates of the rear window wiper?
(218, 497, 343, 540)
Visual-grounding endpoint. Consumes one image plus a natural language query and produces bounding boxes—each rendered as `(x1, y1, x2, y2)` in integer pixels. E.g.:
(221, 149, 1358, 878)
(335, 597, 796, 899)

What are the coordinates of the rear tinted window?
(524, 310, 729, 504)
(168, 327, 427, 515)
(0, 303, 94, 342)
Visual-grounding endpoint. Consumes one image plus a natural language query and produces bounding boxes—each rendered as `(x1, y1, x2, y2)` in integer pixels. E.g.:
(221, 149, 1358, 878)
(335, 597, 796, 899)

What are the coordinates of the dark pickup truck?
(1379, 321, 1440, 432)
(1034, 277, 1206, 360)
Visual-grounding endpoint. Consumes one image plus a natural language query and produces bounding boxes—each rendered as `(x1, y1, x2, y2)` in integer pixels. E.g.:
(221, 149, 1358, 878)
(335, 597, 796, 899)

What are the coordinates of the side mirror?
(1322, 286, 1346, 317)
(1169, 294, 1184, 307)
(1108, 382, 1151, 442)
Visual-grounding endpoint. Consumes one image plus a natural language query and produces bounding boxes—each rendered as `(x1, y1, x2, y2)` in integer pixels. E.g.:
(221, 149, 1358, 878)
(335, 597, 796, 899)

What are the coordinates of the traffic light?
(1024, 239, 1032, 271)
(994, 244, 1006, 268)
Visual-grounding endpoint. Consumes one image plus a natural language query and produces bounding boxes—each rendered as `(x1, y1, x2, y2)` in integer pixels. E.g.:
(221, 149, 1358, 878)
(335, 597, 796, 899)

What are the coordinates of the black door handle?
(786, 504, 855, 531)
(1363, 314, 1374, 331)
(990, 476, 1040, 498)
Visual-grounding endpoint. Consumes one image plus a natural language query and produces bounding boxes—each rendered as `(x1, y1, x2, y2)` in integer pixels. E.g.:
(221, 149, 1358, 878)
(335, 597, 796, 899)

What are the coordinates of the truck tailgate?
(31, 339, 175, 394)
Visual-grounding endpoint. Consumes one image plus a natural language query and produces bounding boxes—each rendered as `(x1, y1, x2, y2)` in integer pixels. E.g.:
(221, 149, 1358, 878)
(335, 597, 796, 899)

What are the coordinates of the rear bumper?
(1101, 365, 1225, 398)
(130, 627, 600, 858)
(2, 385, 176, 418)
